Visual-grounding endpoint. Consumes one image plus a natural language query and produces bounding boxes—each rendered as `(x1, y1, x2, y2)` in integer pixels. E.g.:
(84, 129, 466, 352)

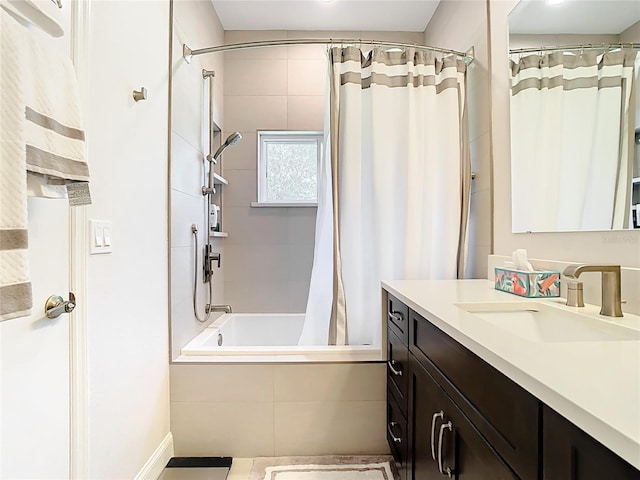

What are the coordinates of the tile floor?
(226, 458, 253, 480)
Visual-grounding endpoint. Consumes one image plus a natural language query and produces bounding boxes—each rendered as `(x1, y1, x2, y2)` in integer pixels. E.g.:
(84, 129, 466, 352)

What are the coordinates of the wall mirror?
(508, 0, 640, 233)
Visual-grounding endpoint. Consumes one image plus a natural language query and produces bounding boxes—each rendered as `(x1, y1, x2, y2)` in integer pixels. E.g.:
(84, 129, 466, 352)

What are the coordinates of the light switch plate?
(90, 220, 113, 254)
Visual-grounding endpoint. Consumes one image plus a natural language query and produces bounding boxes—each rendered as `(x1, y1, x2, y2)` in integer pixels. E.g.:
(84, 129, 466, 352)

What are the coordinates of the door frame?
(69, 0, 91, 477)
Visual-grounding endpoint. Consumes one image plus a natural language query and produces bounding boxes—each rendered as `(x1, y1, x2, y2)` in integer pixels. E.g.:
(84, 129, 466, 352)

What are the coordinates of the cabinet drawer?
(410, 309, 539, 480)
(387, 390, 408, 480)
(387, 328, 409, 416)
(387, 293, 409, 343)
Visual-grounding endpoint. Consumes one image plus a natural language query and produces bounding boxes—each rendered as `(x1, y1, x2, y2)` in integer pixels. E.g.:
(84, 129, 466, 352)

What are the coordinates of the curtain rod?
(183, 39, 474, 64)
(509, 42, 640, 55)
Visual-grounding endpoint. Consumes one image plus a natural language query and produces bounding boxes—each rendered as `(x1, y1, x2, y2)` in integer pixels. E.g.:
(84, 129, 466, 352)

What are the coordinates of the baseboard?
(134, 432, 174, 480)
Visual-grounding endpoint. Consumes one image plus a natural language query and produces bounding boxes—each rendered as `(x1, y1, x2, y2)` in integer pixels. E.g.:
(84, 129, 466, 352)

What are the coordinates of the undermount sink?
(455, 301, 640, 343)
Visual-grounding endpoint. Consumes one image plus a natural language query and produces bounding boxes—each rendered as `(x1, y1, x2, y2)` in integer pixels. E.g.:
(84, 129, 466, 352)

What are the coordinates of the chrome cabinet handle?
(45, 292, 76, 319)
(388, 310, 403, 323)
(387, 360, 403, 376)
(430, 410, 444, 460)
(437, 421, 454, 478)
(387, 422, 402, 443)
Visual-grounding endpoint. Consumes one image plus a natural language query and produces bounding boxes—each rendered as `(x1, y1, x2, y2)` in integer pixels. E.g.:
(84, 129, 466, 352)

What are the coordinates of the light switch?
(103, 228, 111, 246)
(94, 227, 104, 247)
(90, 220, 113, 255)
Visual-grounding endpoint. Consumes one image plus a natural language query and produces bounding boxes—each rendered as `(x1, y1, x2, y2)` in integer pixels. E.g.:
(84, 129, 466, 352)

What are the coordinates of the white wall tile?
(273, 401, 388, 456)
(287, 59, 327, 96)
(224, 206, 289, 246)
(170, 364, 274, 402)
(470, 133, 491, 194)
(171, 189, 205, 248)
(170, 246, 193, 307)
(171, 31, 205, 151)
(225, 59, 288, 96)
(287, 96, 325, 131)
(286, 207, 318, 245)
(468, 189, 492, 250)
(225, 30, 288, 59)
(224, 245, 290, 282)
(224, 280, 291, 313)
(286, 244, 315, 281)
(171, 132, 205, 197)
(220, 131, 257, 171)
(221, 170, 257, 207)
(171, 401, 274, 457)
(224, 96, 288, 132)
(285, 281, 310, 313)
(274, 364, 385, 402)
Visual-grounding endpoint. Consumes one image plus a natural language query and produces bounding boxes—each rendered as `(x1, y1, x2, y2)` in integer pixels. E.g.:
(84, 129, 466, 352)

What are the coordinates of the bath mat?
(249, 455, 398, 480)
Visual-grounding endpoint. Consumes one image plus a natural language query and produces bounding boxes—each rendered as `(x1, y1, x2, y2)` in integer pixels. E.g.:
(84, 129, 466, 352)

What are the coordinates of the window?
(255, 131, 323, 206)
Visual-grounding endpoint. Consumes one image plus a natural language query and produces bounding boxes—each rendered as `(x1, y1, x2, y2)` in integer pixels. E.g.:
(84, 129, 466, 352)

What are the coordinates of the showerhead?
(212, 132, 242, 161)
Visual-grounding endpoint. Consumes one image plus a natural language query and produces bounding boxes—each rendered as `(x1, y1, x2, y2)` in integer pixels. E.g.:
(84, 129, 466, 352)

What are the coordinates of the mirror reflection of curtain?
(510, 50, 637, 232)
(300, 46, 470, 346)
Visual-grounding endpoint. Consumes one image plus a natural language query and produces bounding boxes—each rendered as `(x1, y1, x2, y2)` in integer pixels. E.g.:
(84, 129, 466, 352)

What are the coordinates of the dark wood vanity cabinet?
(384, 291, 639, 480)
(543, 406, 640, 480)
(409, 356, 517, 479)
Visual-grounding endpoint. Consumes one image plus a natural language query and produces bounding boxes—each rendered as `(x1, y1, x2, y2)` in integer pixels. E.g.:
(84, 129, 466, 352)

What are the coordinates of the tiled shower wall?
(220, 30, 424, 313)
(170, 1, 226, 359)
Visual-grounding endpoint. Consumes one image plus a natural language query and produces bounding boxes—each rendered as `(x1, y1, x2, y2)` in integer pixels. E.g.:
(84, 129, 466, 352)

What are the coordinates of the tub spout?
(206, 304, 232, 314)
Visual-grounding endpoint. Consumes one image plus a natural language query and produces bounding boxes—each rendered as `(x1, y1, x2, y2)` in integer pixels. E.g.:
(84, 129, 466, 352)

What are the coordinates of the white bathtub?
(180, 313, 383, 362)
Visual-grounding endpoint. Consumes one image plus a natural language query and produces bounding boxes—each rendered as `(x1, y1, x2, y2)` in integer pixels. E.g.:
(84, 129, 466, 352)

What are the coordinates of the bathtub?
(179, 313, 383, 362)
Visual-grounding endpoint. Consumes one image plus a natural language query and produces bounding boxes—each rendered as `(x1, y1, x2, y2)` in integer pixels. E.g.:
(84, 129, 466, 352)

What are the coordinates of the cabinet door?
(543, 406, 640, 480)
(409, 357, 517, 480)
(410, 309, 539, 479)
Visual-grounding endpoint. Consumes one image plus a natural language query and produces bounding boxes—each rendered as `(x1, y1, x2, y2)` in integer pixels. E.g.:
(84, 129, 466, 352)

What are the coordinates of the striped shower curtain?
(510, 50, 637, 232)
(300, 46, 470, 346)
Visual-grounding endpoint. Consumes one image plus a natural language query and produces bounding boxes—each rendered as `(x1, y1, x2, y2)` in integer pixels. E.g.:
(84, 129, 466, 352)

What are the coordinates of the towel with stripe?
(0, 8, 90, 321)
(22, 9, 91, 205)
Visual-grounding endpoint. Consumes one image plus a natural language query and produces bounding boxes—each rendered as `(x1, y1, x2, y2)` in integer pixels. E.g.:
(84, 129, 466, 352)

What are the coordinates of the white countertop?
(382, 279, 640, 470)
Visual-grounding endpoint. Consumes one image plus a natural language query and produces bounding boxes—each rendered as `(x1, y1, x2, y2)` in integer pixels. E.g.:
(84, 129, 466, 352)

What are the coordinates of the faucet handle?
(565, 280, 584, 308)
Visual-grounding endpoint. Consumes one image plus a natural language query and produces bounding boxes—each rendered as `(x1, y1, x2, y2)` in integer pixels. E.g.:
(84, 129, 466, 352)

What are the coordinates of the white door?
(0, 199, 71, 479)
(0, 4, 85, 478)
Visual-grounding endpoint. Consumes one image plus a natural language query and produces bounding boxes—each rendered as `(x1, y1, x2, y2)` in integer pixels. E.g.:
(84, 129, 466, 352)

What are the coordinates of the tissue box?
(494, 268, 560, 298)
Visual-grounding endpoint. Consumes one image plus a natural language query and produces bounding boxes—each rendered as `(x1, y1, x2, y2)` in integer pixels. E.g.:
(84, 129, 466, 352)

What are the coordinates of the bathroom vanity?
(383, 280, 640, 479)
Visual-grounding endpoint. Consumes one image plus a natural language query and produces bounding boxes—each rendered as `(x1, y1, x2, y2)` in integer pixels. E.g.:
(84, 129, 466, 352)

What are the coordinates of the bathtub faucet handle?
(208, 251, 221, 268)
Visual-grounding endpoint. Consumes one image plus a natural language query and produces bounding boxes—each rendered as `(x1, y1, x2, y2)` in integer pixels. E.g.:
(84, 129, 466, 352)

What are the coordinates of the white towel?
(0, 0, 63, 37)
(0, 9, 32, 321)
(22, 10, 91, 205)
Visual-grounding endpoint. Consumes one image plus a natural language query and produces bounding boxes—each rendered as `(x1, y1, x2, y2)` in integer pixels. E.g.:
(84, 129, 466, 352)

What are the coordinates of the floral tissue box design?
(494, 268, 560, 298)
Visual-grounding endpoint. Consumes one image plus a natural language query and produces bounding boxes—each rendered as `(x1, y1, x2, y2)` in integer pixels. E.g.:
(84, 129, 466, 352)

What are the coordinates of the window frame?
(255, 130, 323, 207)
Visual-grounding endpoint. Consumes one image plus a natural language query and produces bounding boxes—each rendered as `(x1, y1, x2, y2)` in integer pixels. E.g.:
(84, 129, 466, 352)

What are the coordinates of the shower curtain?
(300, 46, 470, 346)
(510, 50, 637, 232)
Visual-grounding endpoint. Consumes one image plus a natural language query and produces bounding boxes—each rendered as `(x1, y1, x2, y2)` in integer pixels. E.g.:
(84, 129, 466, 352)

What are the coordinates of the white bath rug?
(249, 456, 398, 480)
(263, 462, 393, 480)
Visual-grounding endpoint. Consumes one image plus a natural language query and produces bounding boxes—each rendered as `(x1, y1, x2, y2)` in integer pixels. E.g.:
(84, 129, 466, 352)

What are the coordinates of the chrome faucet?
(562, 265, 623, 317)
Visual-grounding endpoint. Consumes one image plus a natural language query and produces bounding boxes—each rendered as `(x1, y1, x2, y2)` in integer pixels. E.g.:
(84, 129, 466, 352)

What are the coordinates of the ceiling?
(509, 0, 640, 35)
(210, 0, 441, 32)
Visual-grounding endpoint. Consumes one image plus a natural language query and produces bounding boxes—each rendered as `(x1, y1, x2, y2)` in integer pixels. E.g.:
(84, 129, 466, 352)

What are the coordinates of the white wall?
(424, 1, 492, 279)
(169, 0, 226, 360)
(86, 1, 171, 477)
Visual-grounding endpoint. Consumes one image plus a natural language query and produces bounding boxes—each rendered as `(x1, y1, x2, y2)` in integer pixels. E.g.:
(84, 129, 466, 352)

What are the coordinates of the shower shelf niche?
(210, 173, 229, 238)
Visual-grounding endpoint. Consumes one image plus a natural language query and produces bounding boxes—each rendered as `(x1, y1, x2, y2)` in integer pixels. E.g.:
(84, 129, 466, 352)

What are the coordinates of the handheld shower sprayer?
(212, 132, 242, 162)
(202, 132, 243, 196)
